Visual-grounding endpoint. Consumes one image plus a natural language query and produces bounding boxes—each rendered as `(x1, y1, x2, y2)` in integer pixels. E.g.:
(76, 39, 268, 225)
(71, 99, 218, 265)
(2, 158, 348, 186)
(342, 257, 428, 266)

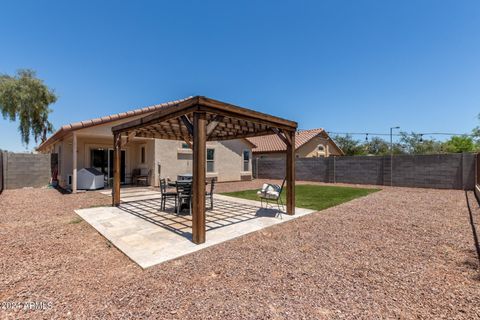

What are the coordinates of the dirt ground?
(0, 182, 479, 319)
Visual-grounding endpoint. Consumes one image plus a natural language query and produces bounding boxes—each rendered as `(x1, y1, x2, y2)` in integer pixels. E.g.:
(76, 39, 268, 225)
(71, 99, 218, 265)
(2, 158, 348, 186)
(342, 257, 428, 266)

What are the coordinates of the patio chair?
(257, 179, 286, 215)
(160, 178, 177, 211)
(206, 178, 216, 210)
(135, 169, 150, 186)
(131, 168, 141, 185)
(176, 181, 192, 214)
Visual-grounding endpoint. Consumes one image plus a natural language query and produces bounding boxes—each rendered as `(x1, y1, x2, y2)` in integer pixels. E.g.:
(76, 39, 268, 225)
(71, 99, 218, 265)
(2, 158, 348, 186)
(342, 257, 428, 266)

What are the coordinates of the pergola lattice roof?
(112, 96, 297, 141)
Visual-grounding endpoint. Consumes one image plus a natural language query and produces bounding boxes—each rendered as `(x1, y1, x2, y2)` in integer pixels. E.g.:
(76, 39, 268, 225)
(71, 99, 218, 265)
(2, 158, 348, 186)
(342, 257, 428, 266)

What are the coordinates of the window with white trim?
(242, 150, 250, 171)
(206, 148, 215, 173)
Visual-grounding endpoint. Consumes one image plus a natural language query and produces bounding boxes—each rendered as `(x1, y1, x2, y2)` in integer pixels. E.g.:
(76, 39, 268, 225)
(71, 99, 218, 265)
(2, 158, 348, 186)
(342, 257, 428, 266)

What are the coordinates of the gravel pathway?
(0, 184, 479, 319)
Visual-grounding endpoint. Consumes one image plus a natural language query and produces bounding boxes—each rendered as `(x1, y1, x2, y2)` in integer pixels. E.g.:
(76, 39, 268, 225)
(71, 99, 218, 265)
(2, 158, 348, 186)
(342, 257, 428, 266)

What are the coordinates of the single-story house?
(246, 128, 343, 159)
(37, 97, 256, 190)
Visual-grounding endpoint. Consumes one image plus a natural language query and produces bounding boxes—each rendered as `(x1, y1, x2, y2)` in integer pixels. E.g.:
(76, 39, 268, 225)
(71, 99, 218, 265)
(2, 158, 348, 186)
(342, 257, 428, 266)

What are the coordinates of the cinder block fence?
(254, 153, 476, 190)
(0, 152, 3, 194)
(0, 152, 476, 191)
(1, 152, 51, 190)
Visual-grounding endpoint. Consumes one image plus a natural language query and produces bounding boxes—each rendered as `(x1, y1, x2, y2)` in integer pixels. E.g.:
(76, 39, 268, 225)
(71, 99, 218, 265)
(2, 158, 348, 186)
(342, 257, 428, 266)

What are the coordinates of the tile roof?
(37, 97, 193, 151)
(247, 128, 337, 153)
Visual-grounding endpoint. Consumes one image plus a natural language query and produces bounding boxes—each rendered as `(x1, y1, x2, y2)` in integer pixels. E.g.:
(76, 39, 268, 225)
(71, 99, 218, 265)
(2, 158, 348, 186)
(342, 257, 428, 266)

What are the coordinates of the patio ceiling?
(111, 96, 298, 245)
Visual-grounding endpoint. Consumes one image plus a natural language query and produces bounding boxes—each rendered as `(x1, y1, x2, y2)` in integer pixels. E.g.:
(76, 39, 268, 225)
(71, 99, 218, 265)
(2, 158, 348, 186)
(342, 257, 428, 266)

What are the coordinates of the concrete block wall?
(296, 158, 329, 181)
(255, 153, 476, 190)
(391, 154, 465, 189)
(462, 153, 476, 190)
(3, 153, 51, 190)
(0, 152, 4, 194)
(255, 159, 286, 180)
(334, 156, 384, 185)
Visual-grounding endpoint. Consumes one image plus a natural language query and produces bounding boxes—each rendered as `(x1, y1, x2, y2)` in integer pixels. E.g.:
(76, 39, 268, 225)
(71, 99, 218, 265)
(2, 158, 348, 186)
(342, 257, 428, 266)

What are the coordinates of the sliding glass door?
(91, 148, 126, 183)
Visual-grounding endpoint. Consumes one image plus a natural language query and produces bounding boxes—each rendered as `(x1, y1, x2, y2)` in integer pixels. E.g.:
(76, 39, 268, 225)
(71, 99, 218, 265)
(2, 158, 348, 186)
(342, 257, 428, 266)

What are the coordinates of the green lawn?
(222, 184, 380, 211)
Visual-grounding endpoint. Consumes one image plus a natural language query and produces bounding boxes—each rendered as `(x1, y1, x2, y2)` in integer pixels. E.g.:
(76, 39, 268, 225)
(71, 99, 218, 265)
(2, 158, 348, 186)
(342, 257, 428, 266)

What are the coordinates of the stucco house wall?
(154, 139, 252, 183)
(50, 135, 145, 188)
(42, 121, 253, 188)
(297, 136, 339, 157)
(207, 139, 252, 182)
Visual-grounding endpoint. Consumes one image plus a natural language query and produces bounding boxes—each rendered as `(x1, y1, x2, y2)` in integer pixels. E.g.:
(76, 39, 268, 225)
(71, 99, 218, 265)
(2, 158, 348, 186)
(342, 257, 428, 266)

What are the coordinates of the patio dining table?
(167, 180, 209, 187)
(165, 180, 214, 213)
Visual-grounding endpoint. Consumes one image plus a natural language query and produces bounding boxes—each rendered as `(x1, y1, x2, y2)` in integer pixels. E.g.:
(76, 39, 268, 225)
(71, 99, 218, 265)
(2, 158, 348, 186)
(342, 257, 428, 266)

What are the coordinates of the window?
(243, 150, 250, 171)
(140, 146, 145, 164)
(181, 143, 191, 149)
(318, 144, 325, 152)
(206, 148, 215, 173)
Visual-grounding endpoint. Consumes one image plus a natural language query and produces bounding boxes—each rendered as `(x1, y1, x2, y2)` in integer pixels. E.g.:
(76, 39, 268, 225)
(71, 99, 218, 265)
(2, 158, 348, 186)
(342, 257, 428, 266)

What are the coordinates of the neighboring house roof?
(37, 97, 193, 151)
(246, 128, 344, 155)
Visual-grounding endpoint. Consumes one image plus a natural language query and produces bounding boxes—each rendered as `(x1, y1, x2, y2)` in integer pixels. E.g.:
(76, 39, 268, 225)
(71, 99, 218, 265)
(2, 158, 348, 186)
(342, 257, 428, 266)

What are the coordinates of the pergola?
(111, 96, 298, 244)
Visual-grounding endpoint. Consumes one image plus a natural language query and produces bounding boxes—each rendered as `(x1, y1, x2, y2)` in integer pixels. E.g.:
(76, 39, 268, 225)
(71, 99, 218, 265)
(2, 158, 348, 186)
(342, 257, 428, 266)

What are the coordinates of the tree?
(363, 137, 390, 155)
(0, 69, 57, 146)
(399, 132, 442, 154)
(333, 134, 362, 156)
(471, 114, 480, 149)
(442, 136, 476, 153)
(472, 114, 480, 138)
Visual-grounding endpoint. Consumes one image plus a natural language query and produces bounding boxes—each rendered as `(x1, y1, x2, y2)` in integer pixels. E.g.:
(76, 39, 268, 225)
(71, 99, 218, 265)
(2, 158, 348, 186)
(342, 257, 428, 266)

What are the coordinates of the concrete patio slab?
(75, 194, 316, 268)
(99, 187, 163, 202)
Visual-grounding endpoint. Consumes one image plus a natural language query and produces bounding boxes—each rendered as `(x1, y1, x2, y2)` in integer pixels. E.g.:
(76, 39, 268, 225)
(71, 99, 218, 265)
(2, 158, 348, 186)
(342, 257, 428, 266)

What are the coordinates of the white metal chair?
(257, 179, 286, 216)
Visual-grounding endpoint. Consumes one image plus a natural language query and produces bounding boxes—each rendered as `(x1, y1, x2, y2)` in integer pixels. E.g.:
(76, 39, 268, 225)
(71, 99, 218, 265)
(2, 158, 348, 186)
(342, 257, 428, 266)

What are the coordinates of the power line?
(325, 131, 476, 137)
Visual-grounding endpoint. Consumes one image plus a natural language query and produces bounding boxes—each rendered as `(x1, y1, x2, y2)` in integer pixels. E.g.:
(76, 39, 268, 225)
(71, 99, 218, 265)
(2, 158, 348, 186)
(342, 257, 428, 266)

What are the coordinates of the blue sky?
(1, 0, 479, 151)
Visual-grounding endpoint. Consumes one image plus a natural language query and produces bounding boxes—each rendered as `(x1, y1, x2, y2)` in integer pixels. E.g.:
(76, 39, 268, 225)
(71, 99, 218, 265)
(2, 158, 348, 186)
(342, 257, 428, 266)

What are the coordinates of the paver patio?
(76, 190, 315, 268)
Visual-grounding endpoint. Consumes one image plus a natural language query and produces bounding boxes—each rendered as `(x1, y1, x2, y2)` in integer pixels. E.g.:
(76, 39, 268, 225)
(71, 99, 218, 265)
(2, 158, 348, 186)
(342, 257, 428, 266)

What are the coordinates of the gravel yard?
(1, 184, 479, 319)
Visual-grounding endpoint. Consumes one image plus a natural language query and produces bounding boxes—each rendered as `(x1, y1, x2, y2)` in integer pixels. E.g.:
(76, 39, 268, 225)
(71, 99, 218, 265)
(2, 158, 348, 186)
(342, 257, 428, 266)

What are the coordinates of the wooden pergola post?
(112, 133, 121, 206)
(192, 112, 207, 244)
(286, 130, 295, 215)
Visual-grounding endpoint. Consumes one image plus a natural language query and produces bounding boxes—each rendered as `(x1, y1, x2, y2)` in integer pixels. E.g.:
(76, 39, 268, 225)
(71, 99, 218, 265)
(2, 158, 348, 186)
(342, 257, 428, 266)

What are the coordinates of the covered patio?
(111, 96, 298, 244)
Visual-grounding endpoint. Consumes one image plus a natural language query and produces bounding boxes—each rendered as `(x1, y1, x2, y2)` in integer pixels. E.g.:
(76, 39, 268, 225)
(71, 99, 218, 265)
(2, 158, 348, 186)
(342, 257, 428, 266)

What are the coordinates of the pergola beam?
(177, 117, 193, 148)
(180, 115, 193, 135)
(271, 128, 289, 146)
(127, 131, 136, 142)
(206, 115, 224, 138)
(181, 134, 193, 149)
